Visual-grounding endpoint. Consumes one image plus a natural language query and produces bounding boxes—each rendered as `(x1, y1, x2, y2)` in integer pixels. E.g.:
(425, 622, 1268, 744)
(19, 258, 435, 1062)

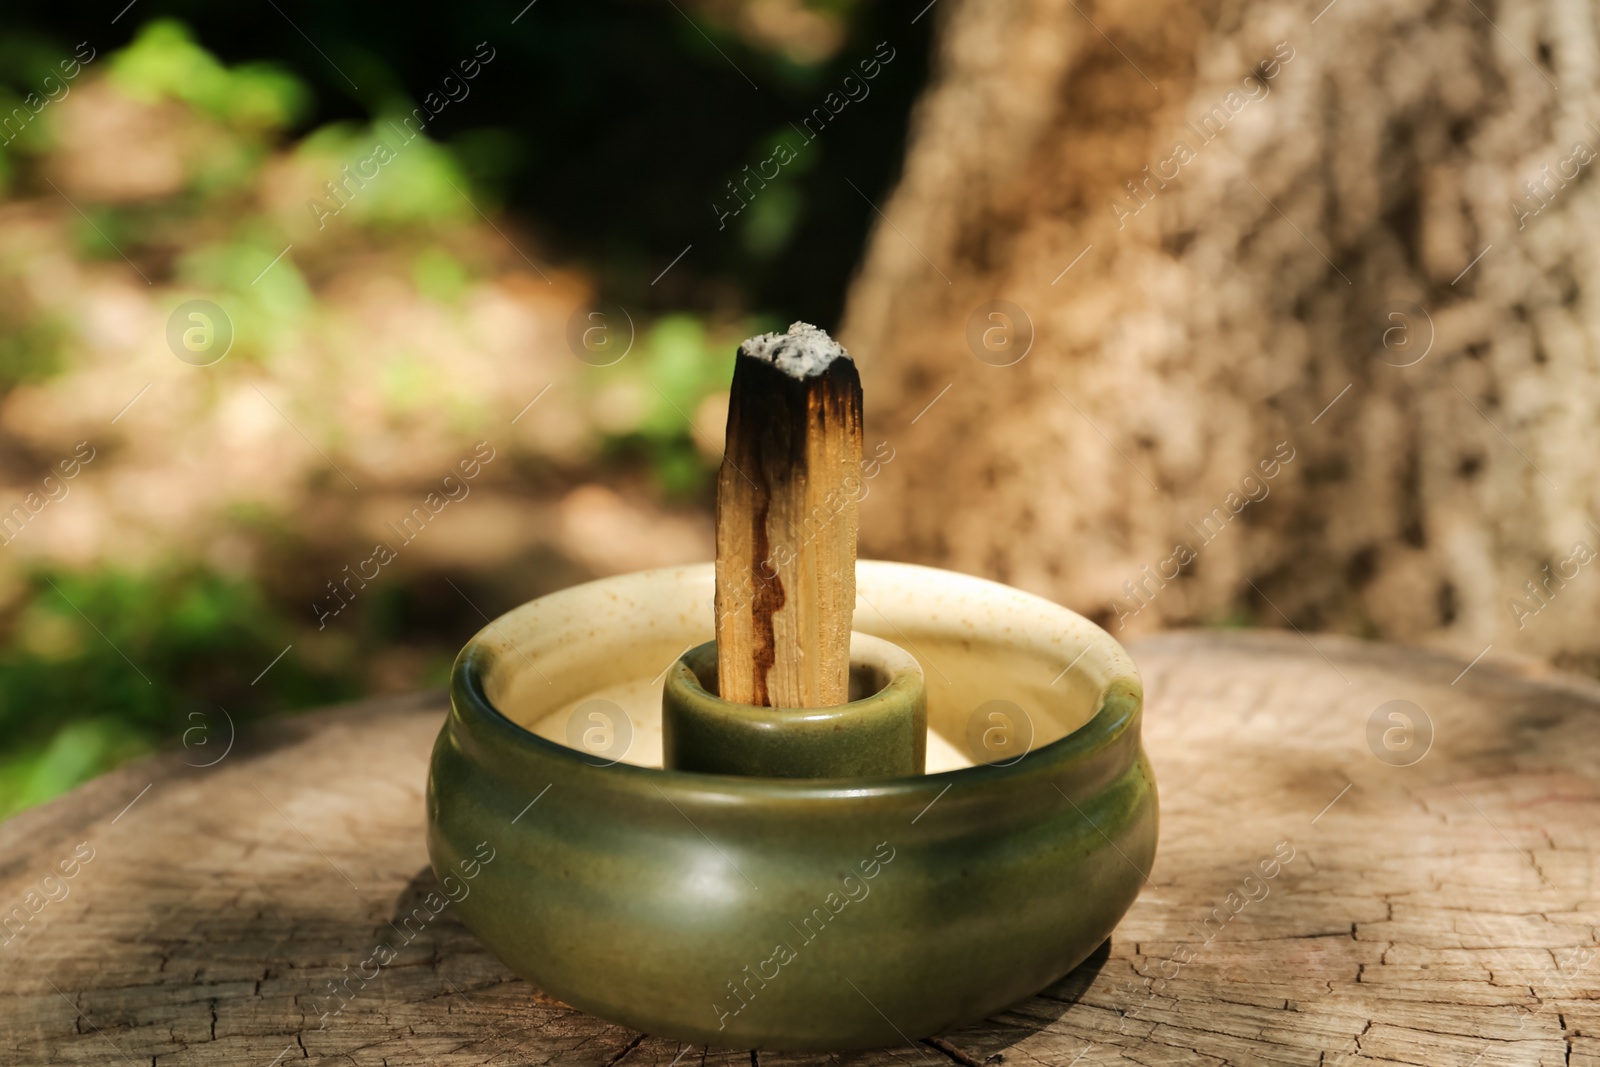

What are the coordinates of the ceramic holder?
(661, 631, 926, 778)
(427, 561, 1156, 1051)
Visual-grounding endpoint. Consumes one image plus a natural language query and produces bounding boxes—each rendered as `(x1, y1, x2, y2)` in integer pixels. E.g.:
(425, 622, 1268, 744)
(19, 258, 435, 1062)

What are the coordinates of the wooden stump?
(2, 631, 1596, 1065)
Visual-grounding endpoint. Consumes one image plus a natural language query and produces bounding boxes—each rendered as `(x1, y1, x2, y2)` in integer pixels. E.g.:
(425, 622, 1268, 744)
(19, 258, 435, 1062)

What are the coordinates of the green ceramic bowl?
(427, 561, 1156, 1051)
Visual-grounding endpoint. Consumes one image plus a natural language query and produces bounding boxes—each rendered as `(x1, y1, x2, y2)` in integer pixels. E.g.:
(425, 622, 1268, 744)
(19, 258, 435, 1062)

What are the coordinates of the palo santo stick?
(714, 322, 863, 708)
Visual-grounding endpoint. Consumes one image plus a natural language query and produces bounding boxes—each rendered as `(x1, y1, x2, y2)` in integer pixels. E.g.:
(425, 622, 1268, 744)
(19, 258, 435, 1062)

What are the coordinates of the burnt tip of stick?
(728, 323, 861, 456)
(737, 321, 853, 380)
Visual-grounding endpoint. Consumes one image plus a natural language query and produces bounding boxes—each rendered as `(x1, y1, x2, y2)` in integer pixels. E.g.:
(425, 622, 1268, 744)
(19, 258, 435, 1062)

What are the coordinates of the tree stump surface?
(2, 630, 1596, 1066)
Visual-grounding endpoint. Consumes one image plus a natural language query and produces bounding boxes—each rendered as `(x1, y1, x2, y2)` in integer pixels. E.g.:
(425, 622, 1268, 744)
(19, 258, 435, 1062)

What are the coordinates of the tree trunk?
(843, 0, 1600, 670)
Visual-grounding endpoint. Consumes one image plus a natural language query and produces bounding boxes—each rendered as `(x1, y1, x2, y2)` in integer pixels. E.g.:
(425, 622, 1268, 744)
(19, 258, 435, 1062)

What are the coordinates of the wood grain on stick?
(714, 322, 863, 708)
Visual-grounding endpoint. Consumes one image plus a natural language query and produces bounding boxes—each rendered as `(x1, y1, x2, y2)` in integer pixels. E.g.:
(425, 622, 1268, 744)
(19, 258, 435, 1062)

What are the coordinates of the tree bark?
(842, 0, 1600, 671)
(2, 633, 1596, 1064)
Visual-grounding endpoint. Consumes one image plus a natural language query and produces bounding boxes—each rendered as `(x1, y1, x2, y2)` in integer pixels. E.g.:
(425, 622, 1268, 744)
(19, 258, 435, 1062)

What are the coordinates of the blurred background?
(0, 1, 931, 818)
(3, 0, 1593, 821)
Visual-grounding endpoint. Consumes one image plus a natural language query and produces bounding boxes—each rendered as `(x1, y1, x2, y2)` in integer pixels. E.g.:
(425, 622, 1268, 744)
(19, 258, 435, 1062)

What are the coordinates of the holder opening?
(662, 631, 927, 778)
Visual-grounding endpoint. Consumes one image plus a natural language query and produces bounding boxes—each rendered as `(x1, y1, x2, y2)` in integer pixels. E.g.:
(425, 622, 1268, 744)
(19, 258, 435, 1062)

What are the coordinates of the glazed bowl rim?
(449, 560, 1143, 802)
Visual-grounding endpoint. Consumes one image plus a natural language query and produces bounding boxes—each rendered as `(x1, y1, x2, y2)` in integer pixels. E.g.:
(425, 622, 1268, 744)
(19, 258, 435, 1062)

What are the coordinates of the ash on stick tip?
(738, 322, 852, 380)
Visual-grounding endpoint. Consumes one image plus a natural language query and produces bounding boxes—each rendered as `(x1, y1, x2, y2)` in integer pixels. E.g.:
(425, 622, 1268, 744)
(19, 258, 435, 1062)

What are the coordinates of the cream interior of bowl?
(476, 561, 1138, 774)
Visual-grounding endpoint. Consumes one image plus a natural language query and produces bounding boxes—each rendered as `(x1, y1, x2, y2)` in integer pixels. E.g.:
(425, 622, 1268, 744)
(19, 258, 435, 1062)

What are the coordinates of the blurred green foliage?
(0, 566, 354, 818)
(4, 0, 930, 321)
(0, 22, 748, 821)
(297, 118, 475, 229)
(106, 19, 309, 132)
(598, 314, 770, 497)
(0, 3, 927, 821)
(0, 311, 67, 388)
